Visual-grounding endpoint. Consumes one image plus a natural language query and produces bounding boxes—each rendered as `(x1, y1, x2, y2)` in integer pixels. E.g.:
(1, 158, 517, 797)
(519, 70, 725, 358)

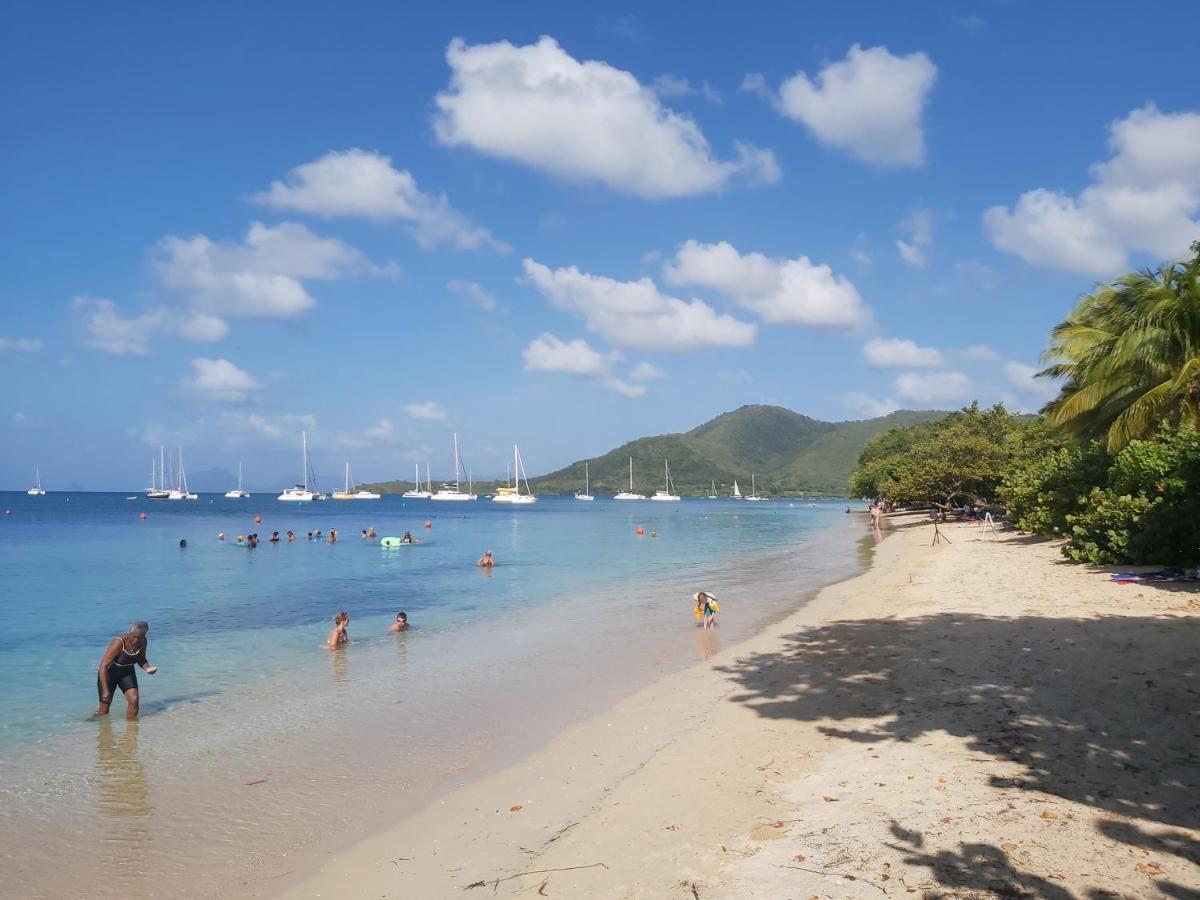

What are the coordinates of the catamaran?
(651, 459, 681, 501)
(706, 479, 718, 499)
(331, 462, 380, 500)
(27, 465, 46, 496)
(401, 462, 432, 499)
(278, 432, 322, 501)
(224, 462, 250, 499)
(742, 473, 766, 501)
(493, 444, 536, 504)
(574, 461, 594, 501)
(431, 433, 477, 501)
(613, 456, 646, 500)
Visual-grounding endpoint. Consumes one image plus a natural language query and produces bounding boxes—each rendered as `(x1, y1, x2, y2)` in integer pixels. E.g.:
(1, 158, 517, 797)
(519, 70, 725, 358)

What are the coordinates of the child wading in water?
(693, 592, 719, 628)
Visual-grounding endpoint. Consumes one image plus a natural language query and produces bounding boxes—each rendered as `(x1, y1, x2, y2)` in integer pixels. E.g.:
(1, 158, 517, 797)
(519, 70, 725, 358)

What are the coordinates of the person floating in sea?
(269, 531, 280, 543)
(326, 612, 350, 649)
(366, 526, 376, 539)
(179, 538, 187, 549)
(95, 621, 157, 719)
(287, 530, 296, 542)
(693, 592, 719, 629)
(217, 532, 225, 542)
(388, 612, 409, 633)
(327, 528, 338, 544)
(247, 533, 259, 549)
(476, 550, 495, 568)
(360, 530, 368, 540)
(400, 530, 418, 544)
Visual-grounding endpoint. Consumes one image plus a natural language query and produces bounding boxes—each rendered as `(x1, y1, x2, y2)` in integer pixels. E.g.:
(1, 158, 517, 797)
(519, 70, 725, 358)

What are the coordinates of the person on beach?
(693, 592, 718, 629)
(388, 612, 409, 632)
(96, 621, 157, 719)
(476, 549, 495, 568)
(326, 612, 350, 649)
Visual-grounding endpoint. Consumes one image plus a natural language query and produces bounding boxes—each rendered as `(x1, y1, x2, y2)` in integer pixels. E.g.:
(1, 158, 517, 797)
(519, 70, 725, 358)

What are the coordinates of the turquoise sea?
(0, 491, 866, 898)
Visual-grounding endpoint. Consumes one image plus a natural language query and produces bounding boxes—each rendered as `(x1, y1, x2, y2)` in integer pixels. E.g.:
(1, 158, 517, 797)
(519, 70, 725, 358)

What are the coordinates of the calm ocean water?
(0, 490, 865, 898)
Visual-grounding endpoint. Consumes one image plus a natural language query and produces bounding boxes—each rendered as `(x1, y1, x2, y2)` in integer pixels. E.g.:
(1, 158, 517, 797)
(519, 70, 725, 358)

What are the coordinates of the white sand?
(270, 514, 1200, 898)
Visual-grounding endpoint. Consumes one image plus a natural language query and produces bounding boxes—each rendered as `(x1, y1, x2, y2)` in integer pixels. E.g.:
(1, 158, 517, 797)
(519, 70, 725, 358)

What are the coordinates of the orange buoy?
(424, 519, 432, 529)
(254, 515, 262, 524)
(636, 525, 644, 536)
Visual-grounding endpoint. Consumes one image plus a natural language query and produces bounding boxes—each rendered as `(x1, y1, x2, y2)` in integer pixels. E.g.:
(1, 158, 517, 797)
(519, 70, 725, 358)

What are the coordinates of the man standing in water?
(96, 621, 157, 719)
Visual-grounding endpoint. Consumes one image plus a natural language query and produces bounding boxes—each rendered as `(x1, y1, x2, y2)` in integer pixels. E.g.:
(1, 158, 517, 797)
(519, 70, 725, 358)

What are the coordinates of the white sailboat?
(706, 479, 718, 499)
(224, 462, 250, 499)
(613, 457, 646, 500)
(731, 479, 743, 500)
(493, 444, 537, 504)
(331, 462, 381, 500)
(431, 433, 477, 501)
(147, 447, 170, 499)
(279, 432, 319, 501)
(27, 465, 46, 496)
(402, 462, 432, 499)
(742, 473, 766, 501)
(651, 459, 681, 501)
(167, 448, 198, 500)
(574, 461, 594, 501)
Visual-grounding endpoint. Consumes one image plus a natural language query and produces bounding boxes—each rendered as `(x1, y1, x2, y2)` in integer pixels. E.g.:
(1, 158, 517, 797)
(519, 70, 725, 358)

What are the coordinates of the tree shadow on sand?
(716, 613, 1200, 893)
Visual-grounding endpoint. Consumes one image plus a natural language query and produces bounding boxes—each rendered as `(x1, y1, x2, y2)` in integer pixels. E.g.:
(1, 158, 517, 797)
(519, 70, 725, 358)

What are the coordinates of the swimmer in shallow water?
(95, 621, 157, 719)
(476, 550, 495, 568)
(326, 612, 350, 649)
(388, 611, 409, 632)
(400, 530, 418, 544)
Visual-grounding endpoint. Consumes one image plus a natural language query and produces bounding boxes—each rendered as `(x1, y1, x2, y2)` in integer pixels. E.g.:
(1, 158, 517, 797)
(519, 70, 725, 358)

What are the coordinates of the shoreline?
(271, 513, 1200, 898)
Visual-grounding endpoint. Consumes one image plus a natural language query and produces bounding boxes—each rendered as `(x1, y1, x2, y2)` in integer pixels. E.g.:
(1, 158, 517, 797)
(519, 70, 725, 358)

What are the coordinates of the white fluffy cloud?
(896, 209, 933, 268)
(652, 74, 721, 104)
(402, 401, 448, 421)
(629, 361, 664, 381)
(0, 337, 42, 353)
(663, 240, 869, 327)
(842, 391, 900, 418)
(758, 44, 936, 167)
(73, 297, 165, 356)
(522, 333, 649, 398)
(523, 258, 757, 351)
(252, 149, 506, 251)
(895, 370, 971, 405)
(601, 377, 647, 398)
(1003, 361, 1060, 406)
(183, 357, 262, 403)
(984, 104, 1200, 275)
(447, 279, 496, 311)
(434, 36, 779, 198)
(338, 417, 400, 450)
(156, 221, 392, 322)
(862, 337, 942, 368)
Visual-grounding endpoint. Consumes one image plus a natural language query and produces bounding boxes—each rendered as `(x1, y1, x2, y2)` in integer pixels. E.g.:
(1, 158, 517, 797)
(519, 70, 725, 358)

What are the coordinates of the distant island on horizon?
(361, 404, 948, 498)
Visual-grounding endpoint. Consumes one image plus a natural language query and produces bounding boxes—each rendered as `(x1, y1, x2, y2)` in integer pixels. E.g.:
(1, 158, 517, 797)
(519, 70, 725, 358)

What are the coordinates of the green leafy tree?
(1041, 242, 1200, 452)
(998, 421, 1110, 534)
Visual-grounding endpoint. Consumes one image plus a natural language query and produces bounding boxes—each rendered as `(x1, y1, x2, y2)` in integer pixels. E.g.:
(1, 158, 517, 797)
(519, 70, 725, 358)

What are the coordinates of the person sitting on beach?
(327, 528, 337, 544)
(476, 550, 495, 568)
(388, 612, 409, 633)
(269, 531, 280, 543)
(326, 612, 350, 649)
(693, 592, 718, 629)
(95, 621, 158, 719)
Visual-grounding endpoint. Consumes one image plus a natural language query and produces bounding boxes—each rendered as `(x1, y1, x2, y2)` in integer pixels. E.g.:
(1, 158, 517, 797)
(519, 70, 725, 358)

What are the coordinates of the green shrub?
(999, 440, 1109, 536)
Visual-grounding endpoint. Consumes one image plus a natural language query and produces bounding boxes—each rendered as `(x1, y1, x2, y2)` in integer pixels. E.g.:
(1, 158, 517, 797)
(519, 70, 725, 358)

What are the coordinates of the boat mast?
(628, 456, 633, 491)
(302, 432, 309, 491)
(453, 432, 461, 491)
(160, 446, 165, 492)
(238, 461, 243, 492)
(585, 461, 590, 494)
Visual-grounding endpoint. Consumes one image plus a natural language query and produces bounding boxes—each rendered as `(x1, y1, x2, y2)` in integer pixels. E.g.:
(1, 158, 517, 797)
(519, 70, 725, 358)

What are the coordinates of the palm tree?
(1040, 242, 1200, 452)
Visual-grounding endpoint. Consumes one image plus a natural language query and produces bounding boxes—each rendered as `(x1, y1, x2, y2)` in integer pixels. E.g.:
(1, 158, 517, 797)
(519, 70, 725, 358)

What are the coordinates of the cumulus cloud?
(220, 411, 317, 443)
(183, 357, 262, 403)
(601, 377, 647, 398)
(1003, 361, 1060, 406)
(895, 370, 971, 405)
(0, 337, 43, 353)
(843, 391, 900, 418)
(156, 221, 393, 322)
(447, 279, 496, 311)
(523, 258, 757, 351)
(896, 209, 933, 267)
(522, 332, 649, 398)
(433, 36, 779, 198)
(338, 417, 399, 450)
(629, 361, 664, 381)
(402, 401, 448, 421)
(663, 239, 870, 327)
(984, 104, 1200, 275)
(73, 297, 165, 356)
(862, 337, 942, 368)
(961, 343, 998, 361)
(754, 44, 936, 167)
(252, 149, 507, 252)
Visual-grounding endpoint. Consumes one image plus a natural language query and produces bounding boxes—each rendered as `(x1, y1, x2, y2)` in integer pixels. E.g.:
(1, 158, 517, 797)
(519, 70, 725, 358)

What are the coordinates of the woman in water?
(326, 611, 350, 649)
(96, 621, 157, 719)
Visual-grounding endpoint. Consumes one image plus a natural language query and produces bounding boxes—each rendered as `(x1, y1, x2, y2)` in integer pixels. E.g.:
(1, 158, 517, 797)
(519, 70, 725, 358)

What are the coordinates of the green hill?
(363, 405, 948, 497)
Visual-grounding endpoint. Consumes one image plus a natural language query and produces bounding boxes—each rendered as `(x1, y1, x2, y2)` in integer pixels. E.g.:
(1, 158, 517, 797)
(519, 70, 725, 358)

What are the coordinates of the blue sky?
(3, 1, 1199, 489)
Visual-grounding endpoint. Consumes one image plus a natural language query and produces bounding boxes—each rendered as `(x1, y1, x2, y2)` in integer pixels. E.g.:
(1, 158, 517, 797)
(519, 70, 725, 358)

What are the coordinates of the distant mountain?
(362, 405, 949, 497)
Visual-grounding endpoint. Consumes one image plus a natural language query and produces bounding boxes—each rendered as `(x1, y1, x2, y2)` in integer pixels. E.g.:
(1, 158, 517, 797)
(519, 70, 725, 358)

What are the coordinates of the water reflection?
(696, 627, 721, 661)
(95, 718, 153, 854)
(330, 646, 350, 687)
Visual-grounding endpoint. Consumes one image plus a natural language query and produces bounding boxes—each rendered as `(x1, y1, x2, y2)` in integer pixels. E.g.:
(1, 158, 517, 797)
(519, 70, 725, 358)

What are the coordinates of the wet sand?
(276, 513, 1200, 898)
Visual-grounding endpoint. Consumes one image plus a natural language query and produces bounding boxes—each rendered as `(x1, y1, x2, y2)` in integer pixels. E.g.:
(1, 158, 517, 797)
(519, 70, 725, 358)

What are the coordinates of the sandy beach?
(270, 515, 1200, 899)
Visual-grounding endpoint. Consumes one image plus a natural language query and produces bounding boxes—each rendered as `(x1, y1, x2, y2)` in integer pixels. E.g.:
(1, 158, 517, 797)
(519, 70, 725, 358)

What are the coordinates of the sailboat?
(742, 473, 766, 501)
(402, 462, 432, 499)
(27, 465, 46, 496)
(651, 459, 681, 501)
(574, 461, 594, 501)
(431, 433, 477, 501)
(731, 479, 743, 500)
(331, 462, 381, 500)
(224, 462, 250, 499)
(167, 448, 198, 500)
(613, 457, 646, 500)
(147, 447, 170, 499)
(706, 479, 718, 499)
(493, 444, 536, 504)
(278, 432, 321, 501)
